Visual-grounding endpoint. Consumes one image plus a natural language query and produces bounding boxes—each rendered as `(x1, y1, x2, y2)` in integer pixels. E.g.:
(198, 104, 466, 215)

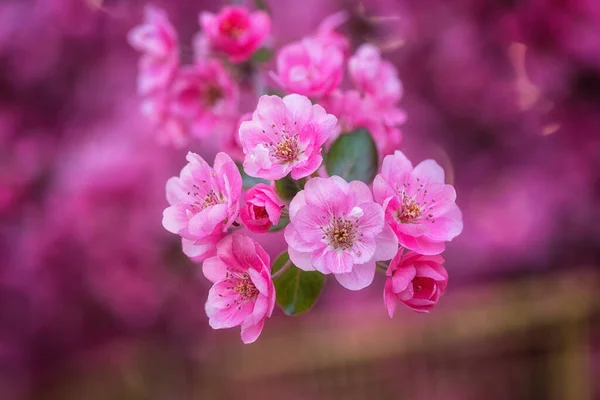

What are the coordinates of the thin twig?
(271, 260, 292, 279)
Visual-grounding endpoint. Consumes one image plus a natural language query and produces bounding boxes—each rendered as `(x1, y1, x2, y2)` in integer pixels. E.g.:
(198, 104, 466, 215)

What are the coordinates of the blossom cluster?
(130, 4, 463, 344)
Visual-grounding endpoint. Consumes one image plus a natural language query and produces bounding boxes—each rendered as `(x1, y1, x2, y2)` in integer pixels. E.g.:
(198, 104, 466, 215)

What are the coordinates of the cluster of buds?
(130, 4, 463, 343)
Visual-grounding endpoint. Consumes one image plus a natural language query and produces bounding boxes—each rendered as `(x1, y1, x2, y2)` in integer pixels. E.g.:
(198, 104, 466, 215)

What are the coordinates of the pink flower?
(203, 234, 275, 344)
(239, 94, 337, 180)
(284, 176, 398, 290)
(384, 251, 448, 315)
(240, 184, 285, 233)
(314, 11, 350, 55)
(348, 44, 403, 108)
(128, 4, 179, 95)
(271, 38, 344, 98)
(373, 151, 463, 255)
(170, 61, 239, 138)
(323, 90, 404, 155)
(199, 5, 271, 63)
(162, 152, 242, 262)
(140, 92, 189, 148)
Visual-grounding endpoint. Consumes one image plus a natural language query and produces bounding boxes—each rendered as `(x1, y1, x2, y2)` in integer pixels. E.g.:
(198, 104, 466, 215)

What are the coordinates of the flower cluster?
(130, 4, 463, 344)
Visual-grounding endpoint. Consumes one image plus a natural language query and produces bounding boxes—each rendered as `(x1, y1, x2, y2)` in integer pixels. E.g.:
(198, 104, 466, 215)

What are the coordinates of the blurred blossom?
(199, 5, 271, 63)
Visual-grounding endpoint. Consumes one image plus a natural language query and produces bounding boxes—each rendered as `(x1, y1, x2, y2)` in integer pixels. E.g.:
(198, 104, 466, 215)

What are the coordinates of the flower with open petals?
(239, 94, 337, 180)
(170, 60, 239, 138)
(128, 4, 179, 95)
(271, 38, 344, 98)
(199, 5, 271, 63)
(240, 184, 285, 233)
(384, 250, 448, 315)
(373, 151, 463, 255)
(203, 235, 275, 344)
(162, 152, 242, 262)
(284, 176, 398, 290)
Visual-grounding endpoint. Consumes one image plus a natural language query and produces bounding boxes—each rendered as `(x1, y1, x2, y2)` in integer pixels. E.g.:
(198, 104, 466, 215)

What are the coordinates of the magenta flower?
(271, 38, 344, 98)
(348, 44, 403, 108)
(240, 184, 285, 233)
(384, 251, 448, 315)
(373, 151, 463, 255)
(199, 5, 271, 63)
(170, 60, 239, 138)
(128, 4, 179, 95)
(162, 152, 242, 262)
(203, 235, 275, 344)
(239, 94, 337, 180)
(284, 176, 398, 290)
(314, 11, 350, 55)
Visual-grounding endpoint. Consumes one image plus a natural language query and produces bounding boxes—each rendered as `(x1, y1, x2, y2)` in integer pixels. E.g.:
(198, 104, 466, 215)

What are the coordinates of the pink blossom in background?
(199, 5, 271, 63)
(221, 113, 250, 162)
(163, 152, 242, 262)
(128, 4, 179, 95)
(170, 60, 239, 138)
(203, 234, 275, 344)
(349, 44, 403, 108)
(323, 90, 403, 155)
(374, 151, 463, 255)
(285, 176, 398, 290)
(313, 10, 350, 55)
(384, 250, 448, 315)
(140, 92, 189, 148)
(240, 184, 285, 233)
(271, 38, 344, 98)
(239, 94, 337, 180)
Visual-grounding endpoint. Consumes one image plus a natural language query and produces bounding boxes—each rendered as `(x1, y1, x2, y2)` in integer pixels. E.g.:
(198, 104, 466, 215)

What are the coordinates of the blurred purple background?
(1, 0, 599, 399)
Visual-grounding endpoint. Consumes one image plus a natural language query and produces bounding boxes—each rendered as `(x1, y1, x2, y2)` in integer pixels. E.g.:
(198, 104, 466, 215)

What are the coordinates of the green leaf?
(251, 47, 274, 64)
(268, 215, 289, 232)
(272, 252, 325, 315)
(325, 128, 379, 184)
(274, 175, 305, 201)
(236, 162, 269, 189)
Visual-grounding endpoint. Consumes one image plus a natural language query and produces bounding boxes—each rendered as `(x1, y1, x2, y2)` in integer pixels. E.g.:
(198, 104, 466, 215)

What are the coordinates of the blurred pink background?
(1, 0, 599, 399)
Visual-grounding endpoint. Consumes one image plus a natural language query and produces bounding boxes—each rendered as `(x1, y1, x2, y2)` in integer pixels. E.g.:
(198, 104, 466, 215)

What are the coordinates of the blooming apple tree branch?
(128, 3, 463, 344)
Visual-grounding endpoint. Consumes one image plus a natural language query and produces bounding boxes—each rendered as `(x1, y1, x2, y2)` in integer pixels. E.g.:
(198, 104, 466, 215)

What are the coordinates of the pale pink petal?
(312, 248, 353, 274)
(240, 315, 265, 344)
(335, 261, 376, 290)
(384, 279, 397, 318)
(202, 256, 229, 283)
(288, 247, 317, 272)
(188, 204, 228, 237)
(162, 204, 190, 234)
(303, 176, 349, 215)
(412, 159, 445, 185)
(390, 266, 416, 293)
(288, 190, 306, 218)
(374, 224, 399, 261)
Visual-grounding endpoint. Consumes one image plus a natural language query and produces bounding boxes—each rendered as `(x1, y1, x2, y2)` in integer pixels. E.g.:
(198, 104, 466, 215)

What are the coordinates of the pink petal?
(384, 279, 397, 318)
(303, 176, 350, 215)
(248, 268, 269, 296)
(334, 261, 376, 290)
(381, 150, 412, 185)
(349, 180, 374, 205)
(240, 315, 265, 344)
(181, 237, 218, 262)
(374, 224, 399, 261)
(312, 248, 353, 274)
(188, 204, 228, 237)
(202, 256, 229, 283)
(288, 191, 306, 218)
(412, 159, 445, 185)
(356, 202, 385, 234)
(282, 93, 313, 127)
(284, 223, 320, 253)
(287, 247, 317, 272)
(162, 204, 190, 234)
(165, 177, 187, 205)
(391, 265, 416, 293)
(290, 151, 323, 180)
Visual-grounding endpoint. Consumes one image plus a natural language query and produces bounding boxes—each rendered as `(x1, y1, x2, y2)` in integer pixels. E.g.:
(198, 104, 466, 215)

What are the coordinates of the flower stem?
(271, 260, 292, 279)
(376, 261, 389, 273)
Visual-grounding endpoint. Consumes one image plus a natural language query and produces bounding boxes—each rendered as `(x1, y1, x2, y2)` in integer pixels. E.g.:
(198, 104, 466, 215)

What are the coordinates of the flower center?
(252, 205, 268, 219)
(397, 198, 421, 223)
(324, 217, 357, 250)
(202, 84, 223, 107)
(270, 135, 301, 164)
(189, 187, 221, 212)
(219, 21, 244, 39)
(234, 272, 259, 300)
